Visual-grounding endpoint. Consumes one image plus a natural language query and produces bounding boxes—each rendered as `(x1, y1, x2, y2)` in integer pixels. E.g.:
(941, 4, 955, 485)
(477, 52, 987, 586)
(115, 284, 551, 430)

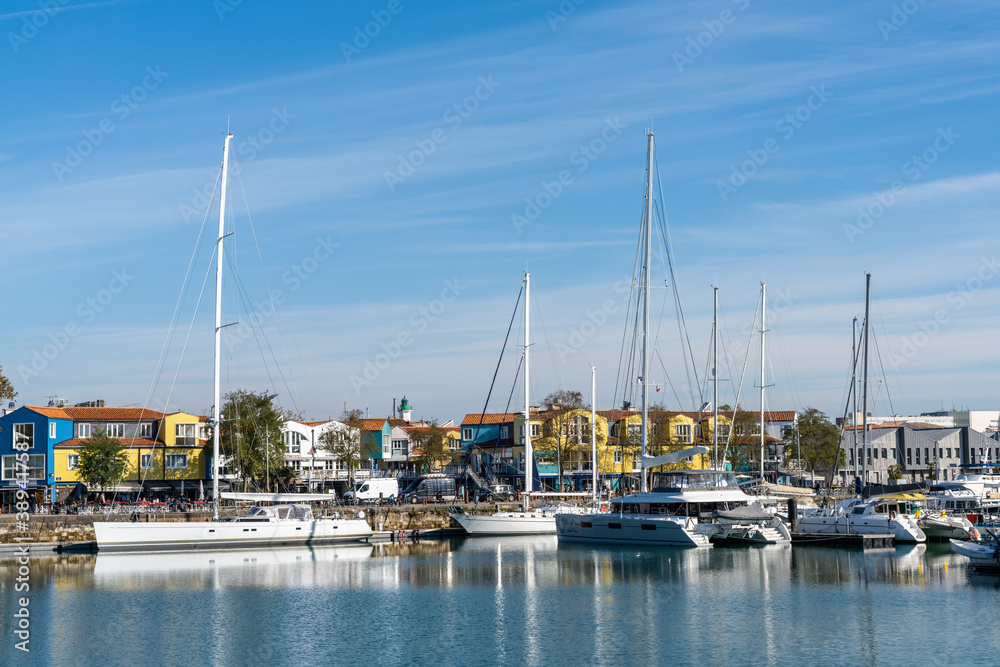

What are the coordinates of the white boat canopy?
(221, 492, 338, 503)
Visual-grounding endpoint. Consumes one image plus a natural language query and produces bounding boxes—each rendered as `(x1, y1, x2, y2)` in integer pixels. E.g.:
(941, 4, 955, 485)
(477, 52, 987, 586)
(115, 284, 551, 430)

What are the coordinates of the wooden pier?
(791, 533, 895, 548)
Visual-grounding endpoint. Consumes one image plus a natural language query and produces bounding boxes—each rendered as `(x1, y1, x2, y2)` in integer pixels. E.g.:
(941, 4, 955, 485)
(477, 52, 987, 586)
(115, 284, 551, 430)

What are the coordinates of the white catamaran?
(94, 134, 373, 552)
(555, 132, 790, 548)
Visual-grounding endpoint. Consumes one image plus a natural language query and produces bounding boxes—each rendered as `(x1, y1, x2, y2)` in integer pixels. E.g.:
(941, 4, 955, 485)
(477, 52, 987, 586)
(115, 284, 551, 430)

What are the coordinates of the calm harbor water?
(2, 537, 1000, 666)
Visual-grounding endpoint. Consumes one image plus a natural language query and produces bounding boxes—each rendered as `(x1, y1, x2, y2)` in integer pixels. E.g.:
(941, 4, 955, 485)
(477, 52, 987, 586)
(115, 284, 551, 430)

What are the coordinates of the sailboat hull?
(451, 511, 556, 535)
(94, 518, 373, 552)
(555, 513, 710, 547)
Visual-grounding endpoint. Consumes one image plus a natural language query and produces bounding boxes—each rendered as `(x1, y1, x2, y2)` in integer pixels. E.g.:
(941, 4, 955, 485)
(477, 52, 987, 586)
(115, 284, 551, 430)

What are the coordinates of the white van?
(343, 478, 399, 504)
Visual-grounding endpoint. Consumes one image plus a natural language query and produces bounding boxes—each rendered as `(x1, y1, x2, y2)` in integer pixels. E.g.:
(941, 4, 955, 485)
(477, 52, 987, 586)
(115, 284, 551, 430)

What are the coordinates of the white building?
(282, 419, 356, 490)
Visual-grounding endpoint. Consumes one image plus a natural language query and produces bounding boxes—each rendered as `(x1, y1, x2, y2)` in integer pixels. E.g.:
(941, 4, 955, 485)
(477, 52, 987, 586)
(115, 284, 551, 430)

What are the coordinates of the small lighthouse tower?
(399, 395, 413, 423)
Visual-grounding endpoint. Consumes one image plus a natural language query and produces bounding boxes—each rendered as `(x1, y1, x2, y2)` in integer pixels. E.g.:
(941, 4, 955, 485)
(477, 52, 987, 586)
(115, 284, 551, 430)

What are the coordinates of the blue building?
(0, 405, 73, 503)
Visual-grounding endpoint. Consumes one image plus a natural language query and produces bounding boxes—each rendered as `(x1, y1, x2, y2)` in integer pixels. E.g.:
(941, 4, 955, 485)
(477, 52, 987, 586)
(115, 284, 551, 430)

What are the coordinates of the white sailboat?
(451, 273, 582, 535)
(795, 274, 925, 543)
(94, 133, 372, 552)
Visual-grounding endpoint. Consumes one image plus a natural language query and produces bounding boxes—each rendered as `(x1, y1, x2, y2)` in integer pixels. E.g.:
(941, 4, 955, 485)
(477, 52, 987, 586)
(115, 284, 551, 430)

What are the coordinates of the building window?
(166, 453, 188, 470)
(500, 426, 510, 439)
(873, 448, 879, 459)
(175, 423, 197, 447)
(67, 454, 80, 471)
(907, 448, 912, 465)
(716, 424, 730, 440)
(530, 424, 540, 438)
(675, 424, 692, 444)
(881, 448, 887, 459)
(463, 427, 474, 441)
(285, 432, 302, 454)
(393, 439, 407, 455)
(141, 453, 153, 470)
(139, 423, 152, 438)
(627, 424, 640, 439)
(946, 448, 952, 458)
(614, 450, 623, 464)
(916, 449, 921, 464)
(49, 422, 57, 439)
(107, 424, 124, 438)
(14, 424, 34, 449)
(78, 423, 91, 439)
(890, 448, 896, 459)
(925, 448, 930, 463)
(2, 455, 45, 480)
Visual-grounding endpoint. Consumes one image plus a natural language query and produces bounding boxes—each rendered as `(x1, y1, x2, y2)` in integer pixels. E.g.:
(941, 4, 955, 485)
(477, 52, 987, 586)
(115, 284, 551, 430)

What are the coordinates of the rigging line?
(530, 283, 563, 394)
(224, 251, 288, 405)
(234, 161, 306, 412)
(653, 347, 683, 408)
(872, 293, 902, 417)
(653, 153, 702, 406)
(466, 281, 524, 475)
(107, 170, 221, 511)
(721, 292, 759, 466)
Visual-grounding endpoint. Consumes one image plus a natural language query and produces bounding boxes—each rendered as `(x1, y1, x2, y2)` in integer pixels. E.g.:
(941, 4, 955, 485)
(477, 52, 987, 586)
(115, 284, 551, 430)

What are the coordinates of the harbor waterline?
(3, 537, 1000, 666)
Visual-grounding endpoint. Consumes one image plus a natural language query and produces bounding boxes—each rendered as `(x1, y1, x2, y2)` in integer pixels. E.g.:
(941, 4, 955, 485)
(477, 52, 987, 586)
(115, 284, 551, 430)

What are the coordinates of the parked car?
(403, 475, 457, 504)
(478, 484, 516, 503)
(343, 479, 399, 505)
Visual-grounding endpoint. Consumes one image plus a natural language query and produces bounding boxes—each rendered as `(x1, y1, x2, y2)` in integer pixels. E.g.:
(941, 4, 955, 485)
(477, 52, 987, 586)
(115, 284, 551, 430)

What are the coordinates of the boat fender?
(971, 527, 981, 541)
(600, 503, 608, 512)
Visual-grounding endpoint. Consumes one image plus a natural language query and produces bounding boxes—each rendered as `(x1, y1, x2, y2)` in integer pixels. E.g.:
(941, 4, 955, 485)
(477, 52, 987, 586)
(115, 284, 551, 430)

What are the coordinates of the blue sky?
(1, 0, 999, 424)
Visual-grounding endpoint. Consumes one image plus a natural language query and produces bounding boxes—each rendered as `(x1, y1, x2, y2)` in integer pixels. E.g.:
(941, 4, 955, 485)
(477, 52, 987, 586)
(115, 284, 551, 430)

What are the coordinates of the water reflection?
(3, 539, 1000, 666)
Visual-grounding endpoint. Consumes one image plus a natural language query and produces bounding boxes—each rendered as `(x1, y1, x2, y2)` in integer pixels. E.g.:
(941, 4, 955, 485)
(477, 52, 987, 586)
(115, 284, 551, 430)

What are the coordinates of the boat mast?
(852, 316, 859, 484)
(759, 282, 766, 483)
(861, 273, 871, 489)
(213, 132, 233, 521)
(591, 365, 597, 505)
(713, 285, 719, 471)
(641, 131, 653, 494)
(524, 272, 532, 502)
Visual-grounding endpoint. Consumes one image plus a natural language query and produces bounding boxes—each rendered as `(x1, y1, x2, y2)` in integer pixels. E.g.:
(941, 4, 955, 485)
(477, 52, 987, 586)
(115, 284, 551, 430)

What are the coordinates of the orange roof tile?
(359, 418, 387, 430)
(461, 413, 521, 426)
(26, 406, 72, 420)
(55, 406, 165, 421)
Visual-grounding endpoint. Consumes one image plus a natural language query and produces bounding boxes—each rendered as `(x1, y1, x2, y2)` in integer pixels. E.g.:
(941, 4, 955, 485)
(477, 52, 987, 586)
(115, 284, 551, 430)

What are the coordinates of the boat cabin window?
(650, 471, 737, 492)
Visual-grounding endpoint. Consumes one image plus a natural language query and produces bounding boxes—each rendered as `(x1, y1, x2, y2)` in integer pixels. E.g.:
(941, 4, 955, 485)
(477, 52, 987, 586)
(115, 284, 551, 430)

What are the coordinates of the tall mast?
(591, 366, 597, 505)
(852, 316, 859, 483)
(759, 282, 766, 483)
(524, 272, 532, 498)
(640, 131, 653, 494)
(713, 285, 719, 470)
(861, 273, 871, 488)
(213, 132, 232, 520)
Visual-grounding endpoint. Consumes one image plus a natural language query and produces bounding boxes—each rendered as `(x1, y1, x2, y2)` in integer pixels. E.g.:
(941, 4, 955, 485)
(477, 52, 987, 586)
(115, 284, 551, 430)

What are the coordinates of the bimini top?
(650, 470, 740, 492)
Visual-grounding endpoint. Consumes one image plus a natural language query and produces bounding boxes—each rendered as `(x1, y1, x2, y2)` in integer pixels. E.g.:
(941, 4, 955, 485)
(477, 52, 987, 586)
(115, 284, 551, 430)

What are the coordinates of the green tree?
(409, 422, 455, 473)
(78, 429, 128, 501)
(321, 408, 379, 488)
(219, 390, 285, 491)
(783, 407, 840, 483)
(0, 365, 15, 403)
(537, 390, 589, 492)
